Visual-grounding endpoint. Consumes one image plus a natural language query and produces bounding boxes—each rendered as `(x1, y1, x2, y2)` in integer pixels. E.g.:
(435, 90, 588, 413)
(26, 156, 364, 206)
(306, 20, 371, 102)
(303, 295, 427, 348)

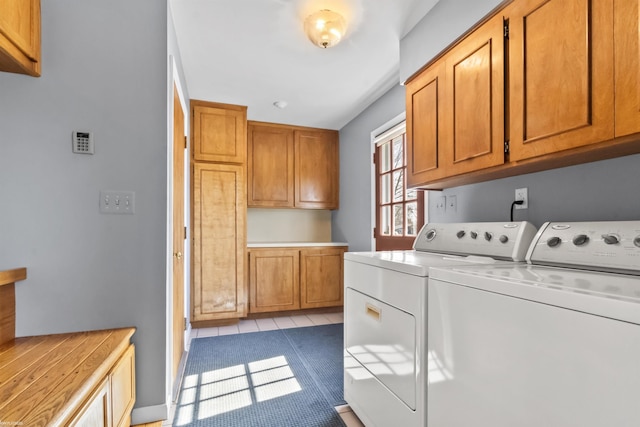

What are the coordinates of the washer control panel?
(527, 221, 640, 274)
(413, 222, 538, 261)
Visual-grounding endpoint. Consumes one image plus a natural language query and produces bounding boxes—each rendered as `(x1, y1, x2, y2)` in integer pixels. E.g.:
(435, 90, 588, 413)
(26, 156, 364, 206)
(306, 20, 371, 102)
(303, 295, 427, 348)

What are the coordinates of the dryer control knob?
(547, 236, 561, 247)
(470, 231, 478, 239)
(425, 229, 437, 241)
(602, 234, 620, 245)
(499, 235, 509, 244)
(634, 236, 640, 248)
(572, 234, 589, 246)
(484, 232, 493, 242)
(456, 230, 466, 238)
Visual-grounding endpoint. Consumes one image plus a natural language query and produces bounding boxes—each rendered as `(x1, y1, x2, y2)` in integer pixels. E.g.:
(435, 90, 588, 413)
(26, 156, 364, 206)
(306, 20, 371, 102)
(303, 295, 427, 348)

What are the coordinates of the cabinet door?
(69, 380, 110, 427)
(294, 129, 339, 209)
(406, 60, 446, 187)
(192, 162, 247, 321)
(110, 345, 135, 427)
(300, 247, 345, 309)
(248, 249, 300, 313)
(192, 100, 247, 163)
(405, 14, 504, 187)
(614, 0, 640, 136)
(0, 0, 40, 76)
(508, 0, 614, 161)
(443, 13, 505, 176)
(247, 123, 295, 207)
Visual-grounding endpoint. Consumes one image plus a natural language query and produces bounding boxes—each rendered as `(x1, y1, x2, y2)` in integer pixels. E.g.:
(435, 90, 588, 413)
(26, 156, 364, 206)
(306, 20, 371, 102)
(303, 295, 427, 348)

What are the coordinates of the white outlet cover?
(515, 188, 528, 209)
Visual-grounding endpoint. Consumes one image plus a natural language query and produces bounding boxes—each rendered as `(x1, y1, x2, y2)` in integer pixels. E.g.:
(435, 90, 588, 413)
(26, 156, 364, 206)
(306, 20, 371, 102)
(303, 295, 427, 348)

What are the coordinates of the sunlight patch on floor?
(174, 355, 302, 425)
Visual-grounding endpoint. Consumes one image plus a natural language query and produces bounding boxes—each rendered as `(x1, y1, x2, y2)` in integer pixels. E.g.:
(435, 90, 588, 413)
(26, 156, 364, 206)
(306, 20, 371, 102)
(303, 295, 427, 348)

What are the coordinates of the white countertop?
(247, 242, 348, 248)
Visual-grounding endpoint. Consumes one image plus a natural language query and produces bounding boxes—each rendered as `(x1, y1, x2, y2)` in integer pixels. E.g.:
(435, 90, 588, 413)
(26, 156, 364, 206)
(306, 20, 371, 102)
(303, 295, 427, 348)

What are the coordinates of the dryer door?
(345, 287, 416, 409)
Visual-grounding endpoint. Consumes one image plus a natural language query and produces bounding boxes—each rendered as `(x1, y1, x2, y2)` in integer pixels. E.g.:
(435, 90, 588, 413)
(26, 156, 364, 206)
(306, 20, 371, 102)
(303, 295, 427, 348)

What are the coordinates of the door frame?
(370, 112, 428, 251)
(166, 55, 190, 406)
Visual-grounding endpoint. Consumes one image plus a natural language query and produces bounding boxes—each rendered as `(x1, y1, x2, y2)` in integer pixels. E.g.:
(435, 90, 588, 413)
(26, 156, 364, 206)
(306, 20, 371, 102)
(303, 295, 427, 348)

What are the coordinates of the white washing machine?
(343, 222, 538, 427)
(427, 221, 640, 427)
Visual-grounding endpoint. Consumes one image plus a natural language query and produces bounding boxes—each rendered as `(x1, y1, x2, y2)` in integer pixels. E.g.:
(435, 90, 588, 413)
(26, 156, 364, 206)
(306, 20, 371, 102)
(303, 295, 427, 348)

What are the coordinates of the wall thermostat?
(72, 130, 94, 154)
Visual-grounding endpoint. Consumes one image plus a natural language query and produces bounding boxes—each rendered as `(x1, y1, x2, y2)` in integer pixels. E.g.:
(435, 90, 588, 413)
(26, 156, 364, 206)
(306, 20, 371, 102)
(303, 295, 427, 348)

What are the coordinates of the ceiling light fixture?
(304, 9, 347, 49)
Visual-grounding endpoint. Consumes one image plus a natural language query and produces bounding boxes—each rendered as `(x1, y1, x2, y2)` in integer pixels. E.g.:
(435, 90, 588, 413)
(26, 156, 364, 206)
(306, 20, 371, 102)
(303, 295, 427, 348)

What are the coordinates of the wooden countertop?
(247, 242, 349, 248)
(0, 268, 27, 287)
(0, 327, 135, 426)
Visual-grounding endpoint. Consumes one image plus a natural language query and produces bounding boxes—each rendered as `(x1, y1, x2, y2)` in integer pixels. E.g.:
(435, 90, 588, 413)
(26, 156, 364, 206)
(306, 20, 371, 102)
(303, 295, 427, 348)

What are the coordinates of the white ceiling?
(170, 0, 439, 130)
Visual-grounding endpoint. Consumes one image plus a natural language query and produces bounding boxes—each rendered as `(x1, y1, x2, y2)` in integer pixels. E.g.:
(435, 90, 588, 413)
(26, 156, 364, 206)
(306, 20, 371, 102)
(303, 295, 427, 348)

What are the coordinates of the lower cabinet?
(300, 248, 345, 309)
(0, 328, 136, 427)
(70, 380, 110, 427)
(71, 343, 135, 427)
(248, 246, 347, 314)
(110, 344, 136, 427)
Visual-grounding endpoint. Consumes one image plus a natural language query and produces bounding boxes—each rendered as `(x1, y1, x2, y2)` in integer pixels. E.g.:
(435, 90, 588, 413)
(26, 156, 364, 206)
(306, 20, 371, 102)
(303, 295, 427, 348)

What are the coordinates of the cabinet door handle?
(174, 252, 183, 260)
(366, 303, 381, 321)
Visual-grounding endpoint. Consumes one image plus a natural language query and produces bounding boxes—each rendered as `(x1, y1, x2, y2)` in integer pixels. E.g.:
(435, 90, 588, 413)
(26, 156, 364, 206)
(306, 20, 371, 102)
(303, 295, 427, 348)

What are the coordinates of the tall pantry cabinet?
(191, 100, 248, 325)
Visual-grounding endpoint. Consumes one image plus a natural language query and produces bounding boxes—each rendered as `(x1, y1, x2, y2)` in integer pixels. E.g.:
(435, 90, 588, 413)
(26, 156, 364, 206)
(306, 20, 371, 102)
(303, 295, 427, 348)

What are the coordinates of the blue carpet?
(173, 324, 346, 427)
(282, 324, 346, 407)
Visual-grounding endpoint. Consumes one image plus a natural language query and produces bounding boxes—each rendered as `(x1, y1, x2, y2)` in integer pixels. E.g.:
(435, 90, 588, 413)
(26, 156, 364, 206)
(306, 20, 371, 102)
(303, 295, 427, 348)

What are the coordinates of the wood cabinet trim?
(0, 268, 27, 287)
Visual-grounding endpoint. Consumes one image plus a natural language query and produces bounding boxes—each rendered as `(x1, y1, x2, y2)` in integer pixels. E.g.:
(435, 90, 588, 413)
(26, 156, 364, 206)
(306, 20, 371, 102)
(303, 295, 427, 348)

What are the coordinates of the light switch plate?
(100, 190, 135, 214)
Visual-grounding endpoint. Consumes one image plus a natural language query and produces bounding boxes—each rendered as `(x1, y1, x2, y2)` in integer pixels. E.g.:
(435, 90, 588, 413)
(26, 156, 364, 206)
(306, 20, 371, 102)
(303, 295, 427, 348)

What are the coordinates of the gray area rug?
(173, 324, 346, 427)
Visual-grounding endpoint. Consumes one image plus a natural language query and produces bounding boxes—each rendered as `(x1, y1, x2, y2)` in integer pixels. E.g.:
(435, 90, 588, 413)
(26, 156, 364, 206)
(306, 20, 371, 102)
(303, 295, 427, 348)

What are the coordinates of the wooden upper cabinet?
(247, 122, 339, 209)
(406, 14, 504, 187)
(248, 249, 300, 313)
(295, 129, 339, 209)
(614, 0, 640, 137)
(192, 100, 247, 163)
(0, 0, 40, 76)
(443, 13, 505, 176)
(247, 122, 295, 207)
(406, 61, 446, 186)
(507, 0, 614, 161)
(192, 162, 247, 322)
(300, 247, 346, 309)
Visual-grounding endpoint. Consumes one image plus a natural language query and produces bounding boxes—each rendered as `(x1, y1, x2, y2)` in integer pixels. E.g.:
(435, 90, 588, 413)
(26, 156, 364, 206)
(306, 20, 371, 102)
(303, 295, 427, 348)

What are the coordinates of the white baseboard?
(131, 403, 169, 425)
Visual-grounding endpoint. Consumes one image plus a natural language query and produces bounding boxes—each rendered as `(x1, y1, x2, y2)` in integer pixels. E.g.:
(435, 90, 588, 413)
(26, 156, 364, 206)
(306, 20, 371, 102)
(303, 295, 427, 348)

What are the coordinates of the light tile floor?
(170, 312, 364, 427)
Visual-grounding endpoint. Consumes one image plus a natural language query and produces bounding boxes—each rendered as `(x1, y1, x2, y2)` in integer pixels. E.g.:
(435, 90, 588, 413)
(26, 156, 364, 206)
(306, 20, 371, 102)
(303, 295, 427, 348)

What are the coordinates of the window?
(374, 123, 424, 251)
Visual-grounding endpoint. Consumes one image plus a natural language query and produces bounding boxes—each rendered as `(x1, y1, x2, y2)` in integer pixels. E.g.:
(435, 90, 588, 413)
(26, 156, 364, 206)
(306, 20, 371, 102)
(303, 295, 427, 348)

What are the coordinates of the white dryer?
(427, 221, 640, 427)
(343, 222, 537, 427)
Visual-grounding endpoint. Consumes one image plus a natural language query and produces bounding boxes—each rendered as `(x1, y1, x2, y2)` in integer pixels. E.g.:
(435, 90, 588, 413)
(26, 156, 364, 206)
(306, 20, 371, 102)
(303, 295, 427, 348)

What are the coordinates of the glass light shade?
(304, 9, 347, 49)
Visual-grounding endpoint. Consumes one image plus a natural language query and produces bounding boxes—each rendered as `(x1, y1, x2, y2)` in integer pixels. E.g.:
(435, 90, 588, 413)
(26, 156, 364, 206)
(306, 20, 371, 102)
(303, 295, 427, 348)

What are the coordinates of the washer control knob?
(499, 235, 509, 244)
(602, 234, 620, 245)
(425, 229, 437, 241)
(484, 232, 493, 242)
(456, 230, 466, 239)
(547, 236, 561, 247)
(470, 231, 478, 239)
(634, 236, 640, 248)
(572, 234, 589, 246)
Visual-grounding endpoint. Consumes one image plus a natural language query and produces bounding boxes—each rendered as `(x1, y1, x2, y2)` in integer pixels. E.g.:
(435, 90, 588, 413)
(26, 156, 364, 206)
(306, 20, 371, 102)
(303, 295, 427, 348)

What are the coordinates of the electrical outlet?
(435, 195, 446, 213)
(515, 187, 528, 209)
(448, 195, 457, 212)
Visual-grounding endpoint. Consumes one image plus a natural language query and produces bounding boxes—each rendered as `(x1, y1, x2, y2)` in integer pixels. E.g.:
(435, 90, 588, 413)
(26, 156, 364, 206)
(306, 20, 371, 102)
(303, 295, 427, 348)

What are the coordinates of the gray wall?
(332, 84, 405, 251)
(0, 0, 169, 418)
(428, 154, 640, 228)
